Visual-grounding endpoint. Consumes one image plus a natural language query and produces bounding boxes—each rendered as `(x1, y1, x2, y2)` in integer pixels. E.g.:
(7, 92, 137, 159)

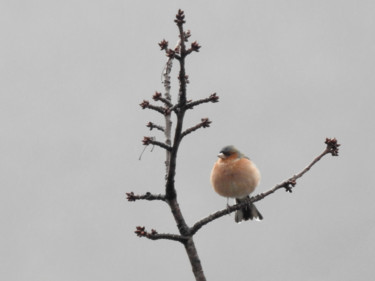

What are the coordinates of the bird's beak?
(217, 152, 225, 159)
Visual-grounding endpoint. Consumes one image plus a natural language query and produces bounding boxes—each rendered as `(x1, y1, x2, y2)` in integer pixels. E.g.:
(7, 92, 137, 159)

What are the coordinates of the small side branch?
(181, 118, 212, 139)
(140, 100, 166, 115)
(146, 122, 165, 132)
(190, 206, 242, 235)
(126, 192, 166, 202)
(135, 226, 188, 243)
(185, 93, 219, 110)
(185, 41, 201, 55)
(153, 91, 173, 107)
(142, 137, 172, 151)
(262, 138, 340, 194)
(190, 138, 340, 235)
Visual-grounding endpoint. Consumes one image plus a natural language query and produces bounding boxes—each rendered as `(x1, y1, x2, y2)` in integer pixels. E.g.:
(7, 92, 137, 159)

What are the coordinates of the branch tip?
(209, 93, 219, 103)
(135, 226, 159, 238)
(325, 137, 340, 156)
(139, 100, 165, 114)
(201, 118, 211, 128)
(174, 9, 186, 26)
(139, 100, 149, 109)
(142, 137, 172, 151)
(135, 226, 148, 238)
(180, 118, 212, 139)
(185, 93, 219, 110)
(126, 192, 136, 201)
(146, 122, 164, 132)
(153, 91, 162, 101)
(191, 41, 201, 52)
(158, 39, 168, 50)
(142, 136, 154, 146)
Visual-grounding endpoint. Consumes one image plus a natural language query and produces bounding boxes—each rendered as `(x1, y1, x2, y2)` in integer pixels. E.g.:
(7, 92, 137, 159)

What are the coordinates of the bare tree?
(127, 10, 340, 281)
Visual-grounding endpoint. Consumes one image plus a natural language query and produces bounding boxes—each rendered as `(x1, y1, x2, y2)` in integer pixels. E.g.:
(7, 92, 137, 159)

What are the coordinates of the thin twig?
(181, 118, 212, 139)
(184, 93, 219, 110)
(146, 122, 165, 132)
(126, 192, 166, 202)
(139, 100, 166, 115)
(153, 91, 173, 107)
(185, 41, 201, 55)
(135, 226, 188, 243)
(142, 137, 172, 151)
(147, 233, 188, 243)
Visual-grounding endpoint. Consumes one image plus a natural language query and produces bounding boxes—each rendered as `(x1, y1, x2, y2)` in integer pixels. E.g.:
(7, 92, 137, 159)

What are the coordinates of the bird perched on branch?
(210, 145, 263, 223)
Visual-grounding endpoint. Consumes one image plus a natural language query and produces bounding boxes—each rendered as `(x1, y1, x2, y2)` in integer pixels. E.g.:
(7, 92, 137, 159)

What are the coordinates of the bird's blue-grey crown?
(220, 145, 238, 156)
(219, 145, 247, 159)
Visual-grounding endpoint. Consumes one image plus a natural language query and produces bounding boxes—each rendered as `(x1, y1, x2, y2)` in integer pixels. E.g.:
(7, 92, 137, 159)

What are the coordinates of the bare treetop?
(128, 10, 340, 281)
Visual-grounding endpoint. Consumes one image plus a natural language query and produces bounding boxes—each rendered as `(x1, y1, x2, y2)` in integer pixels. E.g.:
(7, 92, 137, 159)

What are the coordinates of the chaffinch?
(210, 145, 263, 223)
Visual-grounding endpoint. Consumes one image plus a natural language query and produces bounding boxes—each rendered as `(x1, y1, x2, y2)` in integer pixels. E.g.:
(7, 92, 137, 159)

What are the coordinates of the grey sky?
(1, 1, 374, 280)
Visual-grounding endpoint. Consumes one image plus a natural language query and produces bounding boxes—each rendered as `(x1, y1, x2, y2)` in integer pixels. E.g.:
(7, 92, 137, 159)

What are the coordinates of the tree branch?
(139, 100, 166, 115)
(126, 192, 166, 202)
(185, 41, 201, 55)
(142, 137, 172, 151)
(135, 226, 187, 243)
(153, 91, 173, 107)
(162, 58, 173, 177)
(146, 122, 164, 132)
(184, 93, 219, 110)
(190, 138, 340, 235)
(181, 118, 212, 139)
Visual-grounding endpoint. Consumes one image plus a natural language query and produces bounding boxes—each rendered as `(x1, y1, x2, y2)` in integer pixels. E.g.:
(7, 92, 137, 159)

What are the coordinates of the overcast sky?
(1, 1, 375, 281)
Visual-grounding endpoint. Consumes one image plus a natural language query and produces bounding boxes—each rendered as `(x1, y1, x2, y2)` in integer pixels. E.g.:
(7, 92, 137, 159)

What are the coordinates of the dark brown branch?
(139, 100, 166, 115)
(185, 93, 219, 110)
(142, 137, 172, 151)
(174, 9, 186, 26)
(184, 238, 206, 281)
(135, 226, 187, 243)
(146, 122, 164, 132)
(190, 138, 340, 235)
(158, 39, 168, 50)
(176, 15, 188, 105)
(185, 41, 201, 55)
(181, 118, 212, 139)
(153, 91, 173, 107)
(167, 198, 190, 236)
(126, 192, 166, 202)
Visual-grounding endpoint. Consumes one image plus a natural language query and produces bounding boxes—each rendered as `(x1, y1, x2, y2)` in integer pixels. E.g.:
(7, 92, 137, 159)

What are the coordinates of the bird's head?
(217, 145, 242, 160)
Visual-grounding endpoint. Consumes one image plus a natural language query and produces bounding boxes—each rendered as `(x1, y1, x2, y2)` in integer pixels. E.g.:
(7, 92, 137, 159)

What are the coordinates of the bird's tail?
(235, 196, 263, 223)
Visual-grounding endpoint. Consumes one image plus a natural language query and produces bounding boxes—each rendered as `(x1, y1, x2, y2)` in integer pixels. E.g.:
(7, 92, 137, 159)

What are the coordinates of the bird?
(210, 145, 263, 223)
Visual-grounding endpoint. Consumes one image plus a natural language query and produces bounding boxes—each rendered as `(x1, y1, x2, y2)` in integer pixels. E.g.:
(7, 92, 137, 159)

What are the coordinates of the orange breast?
(210, 157, 260, 199)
